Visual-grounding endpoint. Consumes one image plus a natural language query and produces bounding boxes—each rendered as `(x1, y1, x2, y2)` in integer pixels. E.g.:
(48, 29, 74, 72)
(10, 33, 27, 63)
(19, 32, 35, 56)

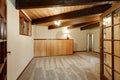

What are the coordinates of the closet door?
(101, 8, 120, 80)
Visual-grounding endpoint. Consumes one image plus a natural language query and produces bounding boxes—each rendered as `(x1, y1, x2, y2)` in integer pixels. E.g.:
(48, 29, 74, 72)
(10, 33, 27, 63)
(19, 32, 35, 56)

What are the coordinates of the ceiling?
(23, 5, 101, 26)
(16, 0, 119, 29)
(23, 5, 97, 20)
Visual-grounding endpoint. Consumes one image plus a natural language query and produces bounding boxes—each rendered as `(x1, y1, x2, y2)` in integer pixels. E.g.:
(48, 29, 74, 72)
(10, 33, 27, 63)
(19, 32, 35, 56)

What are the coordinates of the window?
(19, 11, 32, 36)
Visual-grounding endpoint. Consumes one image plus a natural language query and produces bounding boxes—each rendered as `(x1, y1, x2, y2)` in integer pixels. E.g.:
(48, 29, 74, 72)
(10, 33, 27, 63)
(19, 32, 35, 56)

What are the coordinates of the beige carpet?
(18, 52, 100, 80)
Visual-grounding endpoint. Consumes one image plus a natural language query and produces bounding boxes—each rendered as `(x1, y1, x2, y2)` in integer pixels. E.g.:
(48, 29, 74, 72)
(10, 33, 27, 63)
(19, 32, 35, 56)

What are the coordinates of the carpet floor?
(18, 52, 100, 80)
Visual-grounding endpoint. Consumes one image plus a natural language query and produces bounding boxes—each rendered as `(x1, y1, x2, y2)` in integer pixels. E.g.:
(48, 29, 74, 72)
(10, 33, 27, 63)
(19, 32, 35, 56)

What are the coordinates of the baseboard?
(17, 58, 33, 80)
(74, 50, 100, 54)
(73, 50, 87, 53)
(93, 51, 100, 54)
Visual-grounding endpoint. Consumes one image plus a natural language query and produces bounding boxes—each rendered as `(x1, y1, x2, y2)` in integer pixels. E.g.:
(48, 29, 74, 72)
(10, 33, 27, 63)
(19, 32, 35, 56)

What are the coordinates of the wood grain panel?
(46, 40, 51, 56)
(104, 65, 112, 80)
(34, 40, 46, 57)
(105, 27, 111, 39)
(114, 11, 120, 25)
(114, 56, 120, 73)
(104, 41, 111, 53)
(114, 41, 120, 57)
(23, 5, 94, 20)
(114, 25, 120, 40)
(34, 39, 73, 57)
(114, 72, 120, 80)
(104, 54, 112, 67)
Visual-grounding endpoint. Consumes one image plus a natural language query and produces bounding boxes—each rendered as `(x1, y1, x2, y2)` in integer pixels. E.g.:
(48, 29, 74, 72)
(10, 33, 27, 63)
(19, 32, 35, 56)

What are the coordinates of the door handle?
(7, 51, 11, 54)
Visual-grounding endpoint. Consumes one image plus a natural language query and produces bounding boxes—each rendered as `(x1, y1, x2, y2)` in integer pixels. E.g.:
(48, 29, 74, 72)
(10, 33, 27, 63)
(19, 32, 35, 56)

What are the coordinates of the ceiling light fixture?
(54, 20, 61, 26)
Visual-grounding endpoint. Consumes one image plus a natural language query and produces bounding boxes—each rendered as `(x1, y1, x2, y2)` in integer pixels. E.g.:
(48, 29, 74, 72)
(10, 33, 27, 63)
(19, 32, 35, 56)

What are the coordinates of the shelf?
(0, 40, 7, 43)
(0, 63, 4, 74)
(4, 57, 7, 63)
(0, 57, 7, 73)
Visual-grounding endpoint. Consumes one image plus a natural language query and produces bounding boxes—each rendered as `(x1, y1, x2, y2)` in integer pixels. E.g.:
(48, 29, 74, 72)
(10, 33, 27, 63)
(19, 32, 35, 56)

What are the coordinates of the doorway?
(87, 34, 94, 52)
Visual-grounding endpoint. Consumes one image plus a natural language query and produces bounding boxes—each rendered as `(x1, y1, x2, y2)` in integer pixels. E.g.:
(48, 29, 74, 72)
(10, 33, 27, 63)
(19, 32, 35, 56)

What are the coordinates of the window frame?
(19, 11, 32, 36)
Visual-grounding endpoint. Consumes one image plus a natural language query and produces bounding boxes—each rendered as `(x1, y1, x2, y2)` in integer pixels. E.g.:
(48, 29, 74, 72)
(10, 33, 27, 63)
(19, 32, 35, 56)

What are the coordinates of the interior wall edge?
(16, 57, 34, 80)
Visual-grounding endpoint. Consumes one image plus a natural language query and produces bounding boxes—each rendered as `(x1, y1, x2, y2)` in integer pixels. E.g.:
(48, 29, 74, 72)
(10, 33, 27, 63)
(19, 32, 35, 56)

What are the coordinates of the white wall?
(7, 0, 34, 80)
(34, 26, 87, 51)
(34, 25, 100, 52)
(69, 28, 87, 51)
(34, 26, 68, 39)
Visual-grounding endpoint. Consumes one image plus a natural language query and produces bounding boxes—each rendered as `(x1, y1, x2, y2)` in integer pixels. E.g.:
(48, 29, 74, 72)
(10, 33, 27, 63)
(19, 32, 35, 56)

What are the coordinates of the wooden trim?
(104, 39, 112, 41)
(101, 2, 120, 18)
(104, 52, 112, 55)
(34, 39, 73, 40)
(73, 50, 87, 53)
(80, 21, 99, 30)
(114, 40, 120, 41)
(93, 51, 100, 54)
(19, 11, 32, 36)
(74, 51, 100, 54)
(104, 64, 112, 69)
(114, 55, 120, 59)
(113, 23, 120, 26)
(111, 12, 114, 80)
(34, 39, 47, 40)
(114, 69, 120, 75)
(103, 23, 120, 29)
(34, 54, 73, 58)
(19, 11, 31, 22)
(20, 10, 32, 21)
(103, 75, 109, 80)
(104, 63, 120, 75)
(103, 25, 113, 29)
(17, 58, 33, 80)
(100, 18, 104, 80)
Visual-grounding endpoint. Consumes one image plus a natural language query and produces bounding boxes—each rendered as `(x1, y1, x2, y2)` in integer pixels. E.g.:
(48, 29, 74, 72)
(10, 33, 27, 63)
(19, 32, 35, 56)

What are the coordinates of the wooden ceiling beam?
(48, 15, 100, 29)
(80, 21, 100, 30)
(48, 25, 63, 30)
(16, 0, 118, 9)
(32, 4, 111, 24)
(48, 21, 99, 30)
(48, 21, 94, 30)
(68, 22, 95, 29)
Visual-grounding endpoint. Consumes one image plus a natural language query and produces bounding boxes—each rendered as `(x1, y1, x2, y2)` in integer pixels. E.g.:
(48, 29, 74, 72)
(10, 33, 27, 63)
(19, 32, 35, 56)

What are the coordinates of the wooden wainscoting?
(34, 39, 73, 57)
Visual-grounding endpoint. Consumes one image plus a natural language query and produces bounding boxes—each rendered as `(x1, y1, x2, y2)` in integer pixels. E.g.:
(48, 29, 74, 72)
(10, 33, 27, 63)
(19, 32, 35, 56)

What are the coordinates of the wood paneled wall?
(34, 39, 73, 57)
